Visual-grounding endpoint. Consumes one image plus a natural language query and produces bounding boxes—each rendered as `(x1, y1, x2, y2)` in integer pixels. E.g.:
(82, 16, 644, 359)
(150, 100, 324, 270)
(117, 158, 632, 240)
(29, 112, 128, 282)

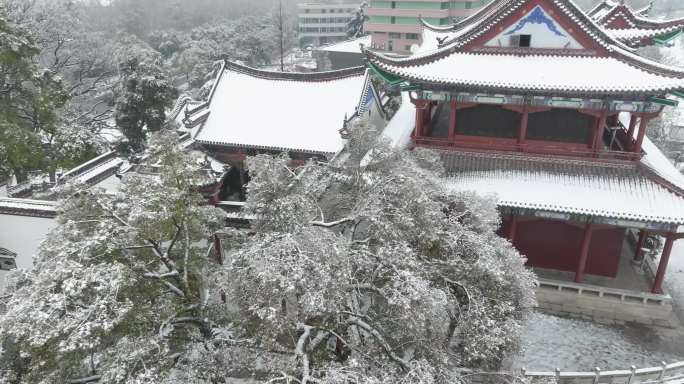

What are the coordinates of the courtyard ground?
(509, 311, 684, 371)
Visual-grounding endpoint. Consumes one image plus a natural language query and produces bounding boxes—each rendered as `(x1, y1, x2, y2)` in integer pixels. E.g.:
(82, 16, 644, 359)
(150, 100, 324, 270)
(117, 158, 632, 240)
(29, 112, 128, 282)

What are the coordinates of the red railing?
(414, 135, 642, 162)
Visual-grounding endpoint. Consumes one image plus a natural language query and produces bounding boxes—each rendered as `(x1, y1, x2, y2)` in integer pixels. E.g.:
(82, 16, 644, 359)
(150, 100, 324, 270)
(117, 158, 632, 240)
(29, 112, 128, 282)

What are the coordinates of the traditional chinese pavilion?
(182, 61, 386, 202)
(362, 0, 684, 310)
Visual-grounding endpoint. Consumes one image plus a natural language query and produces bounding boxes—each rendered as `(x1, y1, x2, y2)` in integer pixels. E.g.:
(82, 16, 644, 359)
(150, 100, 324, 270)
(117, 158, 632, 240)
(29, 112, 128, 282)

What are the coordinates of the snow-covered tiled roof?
(441, 150, 684, 225)
(372, 52, 684, 94)
(589, 1, 684, 47)
(192, 62, 368, 155)
(366, 0, 684, 94)
(0, 198, 57, 218)
(318, 35, 371, 54)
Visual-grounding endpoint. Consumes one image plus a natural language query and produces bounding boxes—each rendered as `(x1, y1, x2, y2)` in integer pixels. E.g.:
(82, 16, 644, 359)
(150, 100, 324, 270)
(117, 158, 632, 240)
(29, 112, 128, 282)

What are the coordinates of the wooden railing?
(537, 278, 672, 306)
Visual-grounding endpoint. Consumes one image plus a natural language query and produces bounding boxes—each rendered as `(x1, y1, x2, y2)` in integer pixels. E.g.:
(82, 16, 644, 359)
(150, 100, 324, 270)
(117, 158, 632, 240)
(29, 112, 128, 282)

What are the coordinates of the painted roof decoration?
(364, 0, 684, 95)
(189, 61, 373, 156)
(441, 150, 684, 227)
(588, 0, 684, 47)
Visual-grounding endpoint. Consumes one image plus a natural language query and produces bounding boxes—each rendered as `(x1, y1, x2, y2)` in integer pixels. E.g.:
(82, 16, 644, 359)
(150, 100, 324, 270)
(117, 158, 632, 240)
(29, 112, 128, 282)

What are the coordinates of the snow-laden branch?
(295, 324, 320, 384)
(67, 375, 101, 384)
(310, 217, 353, 228)
(347, 316, 409, 372)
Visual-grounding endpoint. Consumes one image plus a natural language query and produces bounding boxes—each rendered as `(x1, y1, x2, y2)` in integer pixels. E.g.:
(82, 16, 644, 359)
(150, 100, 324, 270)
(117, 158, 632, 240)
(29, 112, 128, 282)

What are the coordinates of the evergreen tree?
(114, 52, 177, 152)
(0, 14, 68, 182)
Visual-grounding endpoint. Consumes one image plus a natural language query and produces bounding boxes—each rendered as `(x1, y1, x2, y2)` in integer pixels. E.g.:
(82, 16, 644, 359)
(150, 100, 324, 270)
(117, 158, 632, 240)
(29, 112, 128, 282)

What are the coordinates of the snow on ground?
(510, 311, 684, 371)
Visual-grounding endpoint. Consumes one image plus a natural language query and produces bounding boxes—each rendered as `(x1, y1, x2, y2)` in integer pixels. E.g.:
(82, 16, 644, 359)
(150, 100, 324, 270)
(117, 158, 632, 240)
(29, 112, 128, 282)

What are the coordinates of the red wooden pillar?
(414, 101, 427, 138)
(575, 222, 595, 283)
(652, 233, 676, 294)
(518, 106, 529, 146)
(508, 214, 518, 242)
(627, 113, 638, 139)
(634, 116, 650, 154)
(592, 111, 608, 151)
(448, 101, 457, 142)
(634, 230, 648, 261)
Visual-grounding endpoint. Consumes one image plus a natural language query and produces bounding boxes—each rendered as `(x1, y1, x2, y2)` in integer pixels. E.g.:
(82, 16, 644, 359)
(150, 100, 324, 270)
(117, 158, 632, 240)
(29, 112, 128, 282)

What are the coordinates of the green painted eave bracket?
(671, 90, 684, 99)
(649, 96, 679, 107)
(367, 61, 405, 86)
(655, 29, 683, 46)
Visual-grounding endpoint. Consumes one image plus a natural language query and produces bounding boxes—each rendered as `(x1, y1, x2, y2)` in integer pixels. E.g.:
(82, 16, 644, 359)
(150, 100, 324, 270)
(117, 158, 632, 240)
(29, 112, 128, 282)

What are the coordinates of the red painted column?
(508, 214, 518, 242)
(415, 102, 426, 138)
(518, 106, 529, 147)
(652, 233, 676, 294)
(634, 116, 650, 154)
(448, 101, 457, 143)
(634, 230, 648, 261)
(575, 222, 595, 283)
(627, 113, 638, 139)
(592, 112, 608, 151)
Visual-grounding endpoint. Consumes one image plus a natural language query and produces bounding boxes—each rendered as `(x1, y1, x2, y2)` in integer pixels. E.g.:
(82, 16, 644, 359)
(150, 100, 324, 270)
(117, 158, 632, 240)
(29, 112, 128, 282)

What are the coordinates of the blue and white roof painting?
(485, 5, 584, 49)
(504, 6, 565, 37)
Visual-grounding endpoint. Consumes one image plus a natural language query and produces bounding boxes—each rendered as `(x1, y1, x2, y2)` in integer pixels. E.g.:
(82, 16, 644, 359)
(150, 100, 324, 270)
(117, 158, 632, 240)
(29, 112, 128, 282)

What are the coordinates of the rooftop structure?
(588, 0, 684, 47)
(184, 60, 386, 202)
(363, 0, 684, 322)
(365, 0, 491, 54)
(298, 2, 361, 46)
(316, 35, 371, 69)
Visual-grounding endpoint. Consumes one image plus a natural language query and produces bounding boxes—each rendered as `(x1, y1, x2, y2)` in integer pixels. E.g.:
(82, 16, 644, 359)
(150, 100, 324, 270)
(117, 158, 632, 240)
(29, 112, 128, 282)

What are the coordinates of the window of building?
(406, 33, 419, 40)
(305, 9, 310, 13)
(526, 109, 593, 144)
(465, 1, 472, 9)
(510, 34, 532, 47)
(391, 1, 396, 8)
(405, 45, 412, 51)
(388, 40, 393, 51)
(389, 32, 401, 39)
(322, 9, 327, 13)
(391, 16, 396, 24)
(456, 105, 520, 138)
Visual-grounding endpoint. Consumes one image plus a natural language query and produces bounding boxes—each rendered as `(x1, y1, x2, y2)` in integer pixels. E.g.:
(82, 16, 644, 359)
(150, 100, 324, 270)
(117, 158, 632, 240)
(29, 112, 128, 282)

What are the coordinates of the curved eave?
(196, 139, 336, 157)
(223, 60, 366, 83)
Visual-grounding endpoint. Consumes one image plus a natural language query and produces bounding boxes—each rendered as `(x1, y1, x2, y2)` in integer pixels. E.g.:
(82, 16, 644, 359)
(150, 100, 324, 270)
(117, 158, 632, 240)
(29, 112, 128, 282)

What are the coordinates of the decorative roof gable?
(483, 5, 585, 50)
(363, 0, 684, 95)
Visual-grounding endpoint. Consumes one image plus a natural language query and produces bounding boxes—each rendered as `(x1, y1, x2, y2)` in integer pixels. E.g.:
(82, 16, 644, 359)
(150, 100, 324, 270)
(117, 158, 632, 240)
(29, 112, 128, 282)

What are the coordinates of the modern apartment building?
(366, 0, 490, 53)
(298, 2, 361, 46)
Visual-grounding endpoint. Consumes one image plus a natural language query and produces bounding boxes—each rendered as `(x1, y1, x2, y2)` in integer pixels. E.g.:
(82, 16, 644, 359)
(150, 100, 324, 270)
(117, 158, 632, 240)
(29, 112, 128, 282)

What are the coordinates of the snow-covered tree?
(347, 2, 369, 38)
(0, 12, 69, 182)
(0, 121, 535, 383)
(201, 120, 538, 382)
(0, 133, 225, 383)
(114, 36, 177, 152)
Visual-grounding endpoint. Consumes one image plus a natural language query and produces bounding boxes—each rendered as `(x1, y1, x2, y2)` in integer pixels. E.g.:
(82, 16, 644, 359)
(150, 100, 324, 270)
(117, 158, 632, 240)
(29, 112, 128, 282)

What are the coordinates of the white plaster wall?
(0, 214, 56, 285)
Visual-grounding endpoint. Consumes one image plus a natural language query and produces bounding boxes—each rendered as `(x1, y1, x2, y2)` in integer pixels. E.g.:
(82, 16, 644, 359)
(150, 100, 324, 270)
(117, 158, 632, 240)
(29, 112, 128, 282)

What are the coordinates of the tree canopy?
(0, 122, 536, 383)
